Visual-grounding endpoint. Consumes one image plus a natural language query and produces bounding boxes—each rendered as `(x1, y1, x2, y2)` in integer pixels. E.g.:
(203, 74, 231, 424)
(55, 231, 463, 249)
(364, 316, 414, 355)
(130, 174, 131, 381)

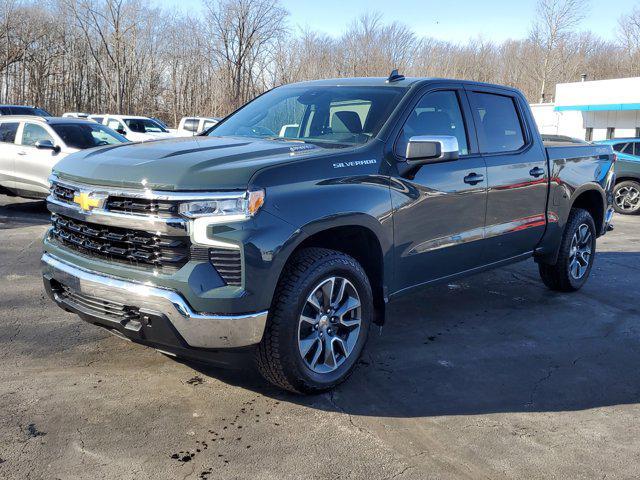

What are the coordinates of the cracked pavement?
(1, 194, 640, 479)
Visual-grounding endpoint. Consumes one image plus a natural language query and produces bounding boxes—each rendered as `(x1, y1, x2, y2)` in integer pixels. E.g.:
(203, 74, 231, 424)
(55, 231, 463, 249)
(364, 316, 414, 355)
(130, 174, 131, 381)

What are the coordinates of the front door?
(466, 88, 548, 262)
(389, 88, 488, 293)
(14, 122, 60, 195)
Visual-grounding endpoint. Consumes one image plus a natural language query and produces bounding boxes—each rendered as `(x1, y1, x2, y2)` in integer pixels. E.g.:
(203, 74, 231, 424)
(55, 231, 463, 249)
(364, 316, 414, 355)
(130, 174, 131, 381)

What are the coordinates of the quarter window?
(21, 123, 53, 146)
(395, 90, 469, 157)
(469, 92, 525, 154)
(0, 122, 18, 143)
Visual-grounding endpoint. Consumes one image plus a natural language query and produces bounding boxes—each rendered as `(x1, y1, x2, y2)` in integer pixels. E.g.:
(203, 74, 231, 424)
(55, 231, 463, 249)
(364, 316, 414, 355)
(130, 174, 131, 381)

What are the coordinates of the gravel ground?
(1, 194, 639, 480)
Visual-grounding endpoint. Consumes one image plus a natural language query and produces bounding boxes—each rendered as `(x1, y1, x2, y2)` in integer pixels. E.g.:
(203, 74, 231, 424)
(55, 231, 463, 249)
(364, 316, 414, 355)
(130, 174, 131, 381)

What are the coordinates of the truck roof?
(285, 76, 522, 94)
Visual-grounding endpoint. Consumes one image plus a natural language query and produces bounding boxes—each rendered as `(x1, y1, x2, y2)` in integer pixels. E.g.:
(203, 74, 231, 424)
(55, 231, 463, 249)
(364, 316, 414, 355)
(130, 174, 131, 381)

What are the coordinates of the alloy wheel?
(569, 223, 593, 280)
(297, 276, 362, 374)
(615, 185, 640, 212)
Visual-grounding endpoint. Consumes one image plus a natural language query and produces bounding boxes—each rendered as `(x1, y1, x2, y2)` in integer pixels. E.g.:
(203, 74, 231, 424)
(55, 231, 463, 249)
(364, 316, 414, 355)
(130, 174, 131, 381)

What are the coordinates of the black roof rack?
(386, 69, 405, 83)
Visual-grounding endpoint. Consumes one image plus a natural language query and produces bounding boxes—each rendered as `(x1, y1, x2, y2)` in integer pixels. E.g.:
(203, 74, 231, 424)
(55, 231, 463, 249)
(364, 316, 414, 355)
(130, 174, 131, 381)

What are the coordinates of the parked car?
(0, 105, 51, 116)
(594, 138, 640, 214)
(177, 116, 220, 136)
(0, 116, 127, 198)
(62, 112, 90, 119)
(91, 114, 177, 142)
(42, 74, 615, 393)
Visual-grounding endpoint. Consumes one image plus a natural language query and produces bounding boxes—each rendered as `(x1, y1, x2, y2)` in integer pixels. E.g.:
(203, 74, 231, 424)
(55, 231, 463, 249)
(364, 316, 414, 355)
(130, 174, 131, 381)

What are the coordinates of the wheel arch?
(271, 215, 390, 325)
(570, 186, 606, 236)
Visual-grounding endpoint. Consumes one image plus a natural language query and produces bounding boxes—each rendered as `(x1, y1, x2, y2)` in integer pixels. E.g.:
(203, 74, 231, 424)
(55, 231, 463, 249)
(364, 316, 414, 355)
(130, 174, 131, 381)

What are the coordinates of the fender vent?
(209, 248, 242, 286)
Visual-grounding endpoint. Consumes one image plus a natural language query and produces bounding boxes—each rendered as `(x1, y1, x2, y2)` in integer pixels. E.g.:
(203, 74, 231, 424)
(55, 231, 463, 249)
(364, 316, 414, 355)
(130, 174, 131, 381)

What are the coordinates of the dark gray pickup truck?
(42, 73, 616, 393)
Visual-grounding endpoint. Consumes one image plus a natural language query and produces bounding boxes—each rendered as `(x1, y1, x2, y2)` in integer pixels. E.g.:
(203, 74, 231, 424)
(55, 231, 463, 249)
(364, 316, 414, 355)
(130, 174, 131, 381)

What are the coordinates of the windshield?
(124, 118, 168, 133)
(51, 123, 129, 149)
(209, 85, 408, 147)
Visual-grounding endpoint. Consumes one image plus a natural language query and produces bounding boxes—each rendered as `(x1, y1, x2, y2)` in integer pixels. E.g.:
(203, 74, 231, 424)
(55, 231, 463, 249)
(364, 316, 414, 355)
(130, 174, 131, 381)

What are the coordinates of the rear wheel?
(613, 180, 640, 215)
(539, 208, 596, 292)
(256, 248, 372, 394)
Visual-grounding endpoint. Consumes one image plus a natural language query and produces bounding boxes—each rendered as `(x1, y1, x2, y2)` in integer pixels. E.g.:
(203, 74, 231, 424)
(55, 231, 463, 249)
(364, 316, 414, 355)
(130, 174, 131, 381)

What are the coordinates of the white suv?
(90, 114, 177, 142)
(0, 116, 127, 199)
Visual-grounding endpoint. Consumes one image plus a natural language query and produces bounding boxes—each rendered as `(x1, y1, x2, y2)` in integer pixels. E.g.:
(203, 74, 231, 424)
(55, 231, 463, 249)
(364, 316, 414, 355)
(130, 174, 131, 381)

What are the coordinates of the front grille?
(52, 183, 76, 202)
(106, 197, 178, 218)
(51, 214, 189, 271)
(209, 248, 242, 286)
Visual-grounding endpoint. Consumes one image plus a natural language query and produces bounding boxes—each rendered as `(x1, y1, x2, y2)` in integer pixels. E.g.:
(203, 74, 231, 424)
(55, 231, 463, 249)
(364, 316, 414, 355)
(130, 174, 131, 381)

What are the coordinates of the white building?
(531, 77, 640, 141)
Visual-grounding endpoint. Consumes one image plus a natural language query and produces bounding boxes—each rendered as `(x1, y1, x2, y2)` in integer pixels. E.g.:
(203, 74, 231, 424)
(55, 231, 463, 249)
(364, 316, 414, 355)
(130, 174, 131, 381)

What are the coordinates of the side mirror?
(406, 135, 459, 165)
(116, 128, 126, 135)
(35, 139, 60, 153)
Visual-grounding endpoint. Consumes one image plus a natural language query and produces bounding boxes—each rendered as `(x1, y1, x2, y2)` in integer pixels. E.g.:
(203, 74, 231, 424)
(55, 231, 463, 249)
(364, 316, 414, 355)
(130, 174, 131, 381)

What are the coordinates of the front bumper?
(42, 253, 268, 350)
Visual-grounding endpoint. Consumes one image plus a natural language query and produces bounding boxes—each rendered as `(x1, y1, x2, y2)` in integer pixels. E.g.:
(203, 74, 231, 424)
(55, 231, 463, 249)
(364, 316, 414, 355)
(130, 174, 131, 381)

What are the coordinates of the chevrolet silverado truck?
(42, 73, 616, 393)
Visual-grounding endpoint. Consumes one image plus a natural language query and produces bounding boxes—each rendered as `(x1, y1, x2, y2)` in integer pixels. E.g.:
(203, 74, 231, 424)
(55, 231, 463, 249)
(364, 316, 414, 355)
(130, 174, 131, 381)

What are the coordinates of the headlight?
(178, 189, 265, 221)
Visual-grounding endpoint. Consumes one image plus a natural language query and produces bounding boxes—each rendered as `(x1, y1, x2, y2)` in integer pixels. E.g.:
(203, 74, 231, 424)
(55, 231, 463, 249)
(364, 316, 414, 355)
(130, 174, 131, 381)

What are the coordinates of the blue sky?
(159, 0, 637, 43)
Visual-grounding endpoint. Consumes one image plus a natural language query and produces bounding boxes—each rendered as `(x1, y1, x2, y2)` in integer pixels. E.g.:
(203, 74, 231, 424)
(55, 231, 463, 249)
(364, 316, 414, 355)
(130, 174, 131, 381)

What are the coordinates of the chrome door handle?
(529, 167, 545, 178)
(17, 151, 26, 156)
(463, 173, 484, 185)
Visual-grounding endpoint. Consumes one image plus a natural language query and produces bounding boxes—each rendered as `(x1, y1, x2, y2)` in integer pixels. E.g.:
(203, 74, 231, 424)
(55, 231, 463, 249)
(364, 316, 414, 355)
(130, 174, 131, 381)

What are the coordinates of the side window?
(469, 92, 525, 154)
(91, 116, 104, 124)
(0, 122, 18, 143)
(202, 120, 217, 131)
(612, 143, 625, 152)
(21, 123, 54, 146)
(622, 143, 634, 155)
(107, 119, 124, 131)
(633, 143, 640, 156)
(183, 118, 199, 132)
(395, 90, 469, 157)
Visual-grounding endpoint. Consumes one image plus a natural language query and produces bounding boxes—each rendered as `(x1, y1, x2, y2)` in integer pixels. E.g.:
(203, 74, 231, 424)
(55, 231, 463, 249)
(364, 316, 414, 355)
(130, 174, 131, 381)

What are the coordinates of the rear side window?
(469, 92, 525, 154)
(614, 143, 634, 155)
(183, 118, 199, 132)
(0, 122, 18, 143)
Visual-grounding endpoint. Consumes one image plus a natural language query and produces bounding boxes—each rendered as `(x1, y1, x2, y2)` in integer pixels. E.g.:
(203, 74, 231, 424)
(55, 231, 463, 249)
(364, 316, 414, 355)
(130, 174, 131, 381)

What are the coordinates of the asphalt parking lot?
(1, 194, 639, 480)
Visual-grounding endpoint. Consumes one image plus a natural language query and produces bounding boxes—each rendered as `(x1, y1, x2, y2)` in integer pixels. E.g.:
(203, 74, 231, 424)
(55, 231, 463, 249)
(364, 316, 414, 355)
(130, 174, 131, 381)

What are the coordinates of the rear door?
(466, 88, 548, 263)
(0, 121, 21, 191)
(389, 86, 488, 291)
(14, 121, 60, 195)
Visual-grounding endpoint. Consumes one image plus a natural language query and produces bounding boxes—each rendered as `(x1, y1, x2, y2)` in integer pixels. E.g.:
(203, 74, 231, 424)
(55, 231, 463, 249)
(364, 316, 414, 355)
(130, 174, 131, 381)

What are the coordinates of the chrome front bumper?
(42, 253, 267, 349)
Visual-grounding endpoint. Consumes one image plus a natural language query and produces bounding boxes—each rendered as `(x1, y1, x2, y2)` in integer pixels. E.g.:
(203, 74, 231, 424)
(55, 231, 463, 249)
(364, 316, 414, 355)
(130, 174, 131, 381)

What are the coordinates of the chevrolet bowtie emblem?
(73, 192, 101, 211)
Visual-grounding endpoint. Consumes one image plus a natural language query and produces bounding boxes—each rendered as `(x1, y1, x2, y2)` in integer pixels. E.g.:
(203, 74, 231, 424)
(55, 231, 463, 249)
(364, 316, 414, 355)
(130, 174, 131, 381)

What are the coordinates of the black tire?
(256, 248, 372, 394)
(538, 208, 596, 292)
(612, 180, 640, 215)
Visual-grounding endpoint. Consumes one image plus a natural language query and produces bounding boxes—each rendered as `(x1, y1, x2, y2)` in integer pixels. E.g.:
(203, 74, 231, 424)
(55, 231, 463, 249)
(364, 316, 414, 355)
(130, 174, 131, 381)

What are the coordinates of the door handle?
(529, 167, 545, 178)
(17, 151, 26, 156)
(463, 173, 484, 185)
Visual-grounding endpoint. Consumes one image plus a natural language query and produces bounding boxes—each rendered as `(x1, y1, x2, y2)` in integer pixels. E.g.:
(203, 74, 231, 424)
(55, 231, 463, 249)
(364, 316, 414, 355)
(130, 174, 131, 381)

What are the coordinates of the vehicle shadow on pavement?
(185, 251, 640, 419)
(0, 197, 49, 229)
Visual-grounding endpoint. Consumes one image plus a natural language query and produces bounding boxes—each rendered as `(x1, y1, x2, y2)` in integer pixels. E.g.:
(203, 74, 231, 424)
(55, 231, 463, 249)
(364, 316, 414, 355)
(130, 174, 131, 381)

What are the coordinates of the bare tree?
(530, 0, 588, 102)
(619, 4, 640, 76)
(204, 0, 288, 111)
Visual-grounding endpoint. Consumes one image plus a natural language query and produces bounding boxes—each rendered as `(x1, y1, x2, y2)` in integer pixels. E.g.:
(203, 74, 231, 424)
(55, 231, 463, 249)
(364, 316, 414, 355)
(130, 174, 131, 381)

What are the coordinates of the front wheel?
(539, 208, 596, 292)
(613, 180, 640, 215)
(256, 248, 372, 394)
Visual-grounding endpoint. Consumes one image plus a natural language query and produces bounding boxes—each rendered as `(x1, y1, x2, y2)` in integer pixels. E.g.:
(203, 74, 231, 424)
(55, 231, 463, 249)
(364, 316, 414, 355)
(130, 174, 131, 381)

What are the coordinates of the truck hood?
(53, 136, 328, 191)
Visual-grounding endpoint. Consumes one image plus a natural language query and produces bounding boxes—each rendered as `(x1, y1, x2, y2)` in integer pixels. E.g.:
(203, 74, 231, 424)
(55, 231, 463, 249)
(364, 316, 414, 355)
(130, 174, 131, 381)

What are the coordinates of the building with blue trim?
(531, 77, 640, 141)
